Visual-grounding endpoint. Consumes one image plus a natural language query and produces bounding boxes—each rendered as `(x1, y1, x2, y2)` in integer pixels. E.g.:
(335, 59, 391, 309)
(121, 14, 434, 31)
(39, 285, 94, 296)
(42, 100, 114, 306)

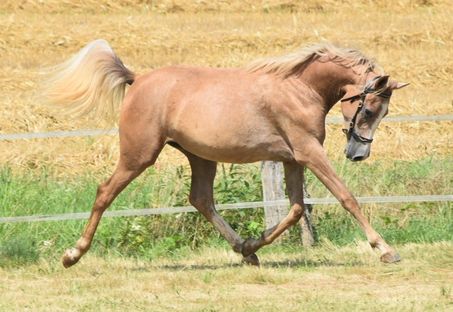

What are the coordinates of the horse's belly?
(170, 132, 294, 163)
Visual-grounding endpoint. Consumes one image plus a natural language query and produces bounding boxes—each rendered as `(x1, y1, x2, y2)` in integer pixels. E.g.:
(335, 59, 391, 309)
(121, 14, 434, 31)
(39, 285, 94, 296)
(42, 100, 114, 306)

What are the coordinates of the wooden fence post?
(261, 161, 315, 246)
(261, 161, 287, 229)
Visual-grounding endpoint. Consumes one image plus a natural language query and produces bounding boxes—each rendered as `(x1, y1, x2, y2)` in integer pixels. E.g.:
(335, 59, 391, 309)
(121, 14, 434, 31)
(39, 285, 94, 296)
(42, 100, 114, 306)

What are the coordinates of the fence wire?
(1, 194, 451, 224)
(1, 115, 452, 141)
(1, 114, 452, 223)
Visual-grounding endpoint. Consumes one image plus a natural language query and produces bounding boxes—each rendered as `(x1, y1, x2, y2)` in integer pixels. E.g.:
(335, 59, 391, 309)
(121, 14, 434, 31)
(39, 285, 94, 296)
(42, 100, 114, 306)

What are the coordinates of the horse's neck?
(298, 60, 362, 111)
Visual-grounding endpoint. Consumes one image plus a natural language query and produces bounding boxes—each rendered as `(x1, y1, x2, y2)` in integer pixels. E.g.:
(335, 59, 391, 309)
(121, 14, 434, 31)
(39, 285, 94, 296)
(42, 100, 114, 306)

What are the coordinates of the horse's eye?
(364, 109, 373, 118)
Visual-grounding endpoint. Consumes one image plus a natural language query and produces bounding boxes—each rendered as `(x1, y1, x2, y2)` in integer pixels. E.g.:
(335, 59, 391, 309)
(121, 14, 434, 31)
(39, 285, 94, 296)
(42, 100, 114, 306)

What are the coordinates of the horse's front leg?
(241, 162, 306, 257)
(296, 143, 400, 263)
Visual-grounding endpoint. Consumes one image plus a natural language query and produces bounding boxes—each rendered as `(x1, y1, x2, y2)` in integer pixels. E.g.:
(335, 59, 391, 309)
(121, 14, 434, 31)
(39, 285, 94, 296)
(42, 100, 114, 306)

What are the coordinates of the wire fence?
(0, 114, 452, 224)
(1, 114, 452, 141)
(1, 195, 452, 224)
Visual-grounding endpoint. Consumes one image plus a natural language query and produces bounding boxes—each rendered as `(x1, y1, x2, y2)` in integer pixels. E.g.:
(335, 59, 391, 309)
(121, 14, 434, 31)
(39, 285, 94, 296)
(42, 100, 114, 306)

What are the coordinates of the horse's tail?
(43, 39, 135, 118)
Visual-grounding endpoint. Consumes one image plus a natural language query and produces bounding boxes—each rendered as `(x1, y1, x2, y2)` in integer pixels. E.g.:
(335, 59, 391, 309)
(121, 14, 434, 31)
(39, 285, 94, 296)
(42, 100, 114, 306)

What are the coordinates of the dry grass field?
(0, 2, 452, 312)
(0, 242, 452, 311)
(0, 0, 452, 176)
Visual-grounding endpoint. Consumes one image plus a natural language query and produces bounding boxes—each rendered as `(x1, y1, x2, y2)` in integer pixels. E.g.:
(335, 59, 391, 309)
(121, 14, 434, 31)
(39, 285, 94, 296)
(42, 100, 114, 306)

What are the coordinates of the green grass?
(0, 157, 452, 266)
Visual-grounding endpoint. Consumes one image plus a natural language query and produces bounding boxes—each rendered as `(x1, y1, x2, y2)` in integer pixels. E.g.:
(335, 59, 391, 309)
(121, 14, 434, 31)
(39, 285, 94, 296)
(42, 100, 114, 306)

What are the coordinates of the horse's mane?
(246, 42, 382, 77)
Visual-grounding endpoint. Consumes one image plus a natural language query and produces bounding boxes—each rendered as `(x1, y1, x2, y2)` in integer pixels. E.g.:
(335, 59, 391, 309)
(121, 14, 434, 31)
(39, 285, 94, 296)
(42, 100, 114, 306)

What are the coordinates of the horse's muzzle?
(345, 136, 371, 162)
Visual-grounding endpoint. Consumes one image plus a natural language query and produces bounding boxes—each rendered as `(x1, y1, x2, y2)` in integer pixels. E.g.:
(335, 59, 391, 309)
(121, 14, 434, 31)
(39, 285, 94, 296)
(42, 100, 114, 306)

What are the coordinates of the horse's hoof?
(242, 253, 260, 267)
(380, 251, 401, 263)
(62, 248, 80, 268)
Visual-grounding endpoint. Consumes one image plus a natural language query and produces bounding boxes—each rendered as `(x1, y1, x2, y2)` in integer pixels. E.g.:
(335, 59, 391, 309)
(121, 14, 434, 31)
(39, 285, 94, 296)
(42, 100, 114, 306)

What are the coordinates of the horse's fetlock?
(241, 237, 260, 257)
(76, 238, 91, 252)
(232, 242, 243, 253)
(368, 235, 384, 250)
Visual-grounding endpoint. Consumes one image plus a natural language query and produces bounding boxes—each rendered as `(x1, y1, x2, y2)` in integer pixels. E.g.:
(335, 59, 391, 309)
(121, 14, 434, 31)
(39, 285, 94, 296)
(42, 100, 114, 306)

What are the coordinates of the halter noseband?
(340, 76, 391, 144)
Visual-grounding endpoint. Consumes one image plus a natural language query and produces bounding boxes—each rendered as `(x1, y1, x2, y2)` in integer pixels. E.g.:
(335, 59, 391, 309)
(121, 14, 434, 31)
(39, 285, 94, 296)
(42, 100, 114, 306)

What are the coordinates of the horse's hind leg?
(242, 162, 306, 256)
(183, 151, 259, 266)
(62, 138, 164, 268)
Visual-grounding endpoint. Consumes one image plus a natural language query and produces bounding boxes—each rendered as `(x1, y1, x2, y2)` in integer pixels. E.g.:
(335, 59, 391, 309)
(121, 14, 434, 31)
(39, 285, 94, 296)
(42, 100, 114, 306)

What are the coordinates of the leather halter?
(340, 76, 391, 144)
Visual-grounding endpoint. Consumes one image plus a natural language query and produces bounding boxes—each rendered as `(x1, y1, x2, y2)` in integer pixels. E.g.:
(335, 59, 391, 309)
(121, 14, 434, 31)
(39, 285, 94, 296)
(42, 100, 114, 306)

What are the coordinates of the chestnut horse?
(45, 40, 408, 267)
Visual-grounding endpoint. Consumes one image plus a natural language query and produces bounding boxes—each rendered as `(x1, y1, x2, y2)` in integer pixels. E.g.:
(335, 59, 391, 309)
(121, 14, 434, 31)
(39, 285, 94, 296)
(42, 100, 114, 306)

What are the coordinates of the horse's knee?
(339, 195, 358, 210)
(93, 183, 111, 211)
(96, 182, 108, 196)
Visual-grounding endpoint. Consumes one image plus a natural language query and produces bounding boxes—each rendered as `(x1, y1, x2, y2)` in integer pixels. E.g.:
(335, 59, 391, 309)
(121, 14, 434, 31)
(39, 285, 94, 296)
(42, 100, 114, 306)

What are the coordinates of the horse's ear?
(389, 80, 410, 90)
(372, 75, 390, 90)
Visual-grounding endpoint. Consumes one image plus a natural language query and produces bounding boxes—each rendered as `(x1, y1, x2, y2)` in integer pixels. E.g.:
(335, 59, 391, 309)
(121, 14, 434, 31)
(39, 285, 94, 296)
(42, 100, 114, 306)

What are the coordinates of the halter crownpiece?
(340, 75, 391, 144)
(340, 75, 392, 103)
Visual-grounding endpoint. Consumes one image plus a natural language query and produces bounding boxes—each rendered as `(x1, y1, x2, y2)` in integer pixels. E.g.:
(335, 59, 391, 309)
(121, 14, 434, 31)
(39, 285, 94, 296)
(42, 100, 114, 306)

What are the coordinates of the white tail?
(43, 39, 134, 118)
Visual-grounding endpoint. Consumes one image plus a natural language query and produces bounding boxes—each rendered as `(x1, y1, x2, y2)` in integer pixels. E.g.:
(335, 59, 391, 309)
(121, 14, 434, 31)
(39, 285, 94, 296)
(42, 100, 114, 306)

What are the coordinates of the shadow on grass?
(142, 257, 366, 271)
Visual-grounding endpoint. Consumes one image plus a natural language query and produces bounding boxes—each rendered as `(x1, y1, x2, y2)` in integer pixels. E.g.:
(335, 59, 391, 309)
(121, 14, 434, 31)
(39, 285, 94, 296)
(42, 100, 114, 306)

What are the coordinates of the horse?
(44, 40, 409, 267)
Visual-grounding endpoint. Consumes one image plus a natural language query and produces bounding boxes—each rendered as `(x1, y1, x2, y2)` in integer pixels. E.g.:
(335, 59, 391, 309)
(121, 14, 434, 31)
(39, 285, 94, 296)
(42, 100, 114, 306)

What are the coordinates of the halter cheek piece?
(340, 76, 391, 144)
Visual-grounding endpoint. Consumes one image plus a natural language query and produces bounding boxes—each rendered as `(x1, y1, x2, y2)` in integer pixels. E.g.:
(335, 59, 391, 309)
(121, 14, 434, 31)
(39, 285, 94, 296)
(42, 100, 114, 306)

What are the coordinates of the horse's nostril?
(352, 156, 365, 162)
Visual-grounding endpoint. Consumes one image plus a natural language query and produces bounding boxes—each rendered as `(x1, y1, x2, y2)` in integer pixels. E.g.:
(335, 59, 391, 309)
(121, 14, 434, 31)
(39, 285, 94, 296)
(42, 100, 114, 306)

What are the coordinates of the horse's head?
(340, 75, 409, 161)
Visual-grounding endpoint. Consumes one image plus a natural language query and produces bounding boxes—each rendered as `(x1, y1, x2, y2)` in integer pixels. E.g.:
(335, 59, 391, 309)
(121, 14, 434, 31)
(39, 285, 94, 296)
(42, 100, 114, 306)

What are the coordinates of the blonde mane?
(247, 42, 382, 77)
